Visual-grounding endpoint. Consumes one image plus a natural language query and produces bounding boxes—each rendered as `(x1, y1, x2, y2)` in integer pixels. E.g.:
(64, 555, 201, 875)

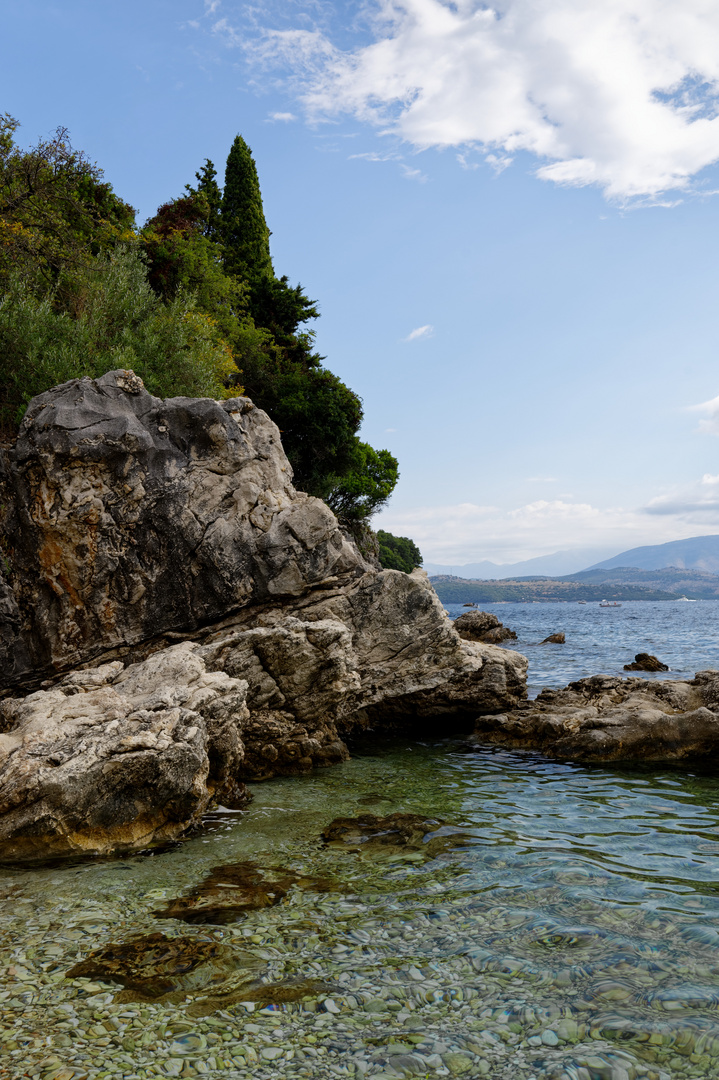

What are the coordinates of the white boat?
(599, 599, 622, 608)
(676, 596, 697, 602)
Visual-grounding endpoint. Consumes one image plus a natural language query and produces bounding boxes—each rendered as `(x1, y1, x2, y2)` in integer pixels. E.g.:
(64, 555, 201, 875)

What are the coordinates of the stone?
(469, 670, 719, 762)
(0, 643, 250, 860)
(321, 812, 443, 849)
(66, 932, 251, 999)
(624, 653, 669, 672)
(453, 610, 517, 644)
(540, 633, 565, 644)
(154, 860, 340, 924)
(0, 372, 529, 859)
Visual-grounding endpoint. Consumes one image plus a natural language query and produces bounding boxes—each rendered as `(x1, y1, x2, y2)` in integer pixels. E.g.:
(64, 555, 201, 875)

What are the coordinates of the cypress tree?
(220, 136, 273, 281)
(187, 158, 222, 241)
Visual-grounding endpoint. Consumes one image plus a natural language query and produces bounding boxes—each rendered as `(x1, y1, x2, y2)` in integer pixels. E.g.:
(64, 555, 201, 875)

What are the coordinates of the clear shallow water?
(4, 738, 719, 1080)
(445, 600, 719, 696)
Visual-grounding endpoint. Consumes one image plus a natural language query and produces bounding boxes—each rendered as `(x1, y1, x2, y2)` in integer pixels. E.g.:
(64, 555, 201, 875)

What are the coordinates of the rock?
(66, 932, 250, 998)
(469, 670, 719, 762)
(0, 372, 529, 859)
(154, 860, 341, 924)
(540, 632, 565, 644)
(0, 643, 250, 860)
(321, 812, 443, 848)
(454, 610, 517, 644)
(0, 370, 365, 686)
(624, 652, 668, 671)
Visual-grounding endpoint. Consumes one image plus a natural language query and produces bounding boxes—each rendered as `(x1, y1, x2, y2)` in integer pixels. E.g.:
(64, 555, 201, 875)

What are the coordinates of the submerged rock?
(155, 860, 341, 924)
(624, 652, 668, 672)
(469, 670, 719, 762)
(453, 610, 517, 644)
(66, 931, 251, 999)
(321, 812, 443, 848)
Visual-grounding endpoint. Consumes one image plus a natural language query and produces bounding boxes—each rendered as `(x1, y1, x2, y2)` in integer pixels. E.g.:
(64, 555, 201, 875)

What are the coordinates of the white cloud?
(374, 489, 719, 563)
(260, 0, 719, 200)
(404, 324, 434, 341)
(689, 392, 719, 434)
(268, 111, 297, 122)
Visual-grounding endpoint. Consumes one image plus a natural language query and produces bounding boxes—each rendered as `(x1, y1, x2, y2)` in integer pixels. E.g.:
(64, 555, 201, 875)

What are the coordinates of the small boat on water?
(577, 600, 587, 605)
(676, 596, 697, 602)
(599, 599, 622, 608)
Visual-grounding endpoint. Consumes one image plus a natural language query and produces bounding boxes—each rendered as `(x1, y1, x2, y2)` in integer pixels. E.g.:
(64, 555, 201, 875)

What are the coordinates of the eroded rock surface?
(0, 371, 363, 685)
(469, 670, 719, 762)
(0, 643, 250, 860)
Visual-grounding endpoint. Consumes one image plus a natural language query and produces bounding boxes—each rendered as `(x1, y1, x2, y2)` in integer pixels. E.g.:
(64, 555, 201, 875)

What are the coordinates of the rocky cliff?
(0, 372, 527, 859)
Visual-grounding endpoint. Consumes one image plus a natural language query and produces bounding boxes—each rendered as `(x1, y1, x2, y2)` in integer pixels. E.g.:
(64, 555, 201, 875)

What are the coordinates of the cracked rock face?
(0, 371, 363, 684)
(0, 643, 250, 860)
(469, 671, 719, 762)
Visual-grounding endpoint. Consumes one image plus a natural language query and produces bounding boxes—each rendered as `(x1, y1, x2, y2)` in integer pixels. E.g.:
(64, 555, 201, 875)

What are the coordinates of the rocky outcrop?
(469, 670, 719, 762)
(0, 643, 252, 861)
(0, 371, 364, 687)
(453, 610, 517, 644)
(0, 372, 528, 859)
(540, 632, 565, 644)
(624, 652, 668, 671)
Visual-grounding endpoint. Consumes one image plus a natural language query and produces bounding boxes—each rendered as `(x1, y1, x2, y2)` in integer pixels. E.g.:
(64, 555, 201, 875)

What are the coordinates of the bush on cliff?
(0, 246, 236, 421)
(377, 531, 423, 573)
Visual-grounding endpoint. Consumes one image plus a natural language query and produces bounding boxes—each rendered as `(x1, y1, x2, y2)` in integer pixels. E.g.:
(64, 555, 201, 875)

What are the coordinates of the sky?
(4, 0, 719, 565)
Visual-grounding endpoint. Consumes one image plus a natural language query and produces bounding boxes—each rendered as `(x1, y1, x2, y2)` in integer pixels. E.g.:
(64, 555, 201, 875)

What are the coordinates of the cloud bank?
(375, 486, 719, 563)
(257, 0, 719, 200)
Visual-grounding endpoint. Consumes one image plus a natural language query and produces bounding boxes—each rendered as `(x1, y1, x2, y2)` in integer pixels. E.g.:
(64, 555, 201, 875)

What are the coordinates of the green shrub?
(0, 245, 236, 424)
(376, 530, 423, 573)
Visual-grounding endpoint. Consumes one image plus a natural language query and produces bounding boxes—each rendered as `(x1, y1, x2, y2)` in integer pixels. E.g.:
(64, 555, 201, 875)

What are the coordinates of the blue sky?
(5, 0, 719, 564)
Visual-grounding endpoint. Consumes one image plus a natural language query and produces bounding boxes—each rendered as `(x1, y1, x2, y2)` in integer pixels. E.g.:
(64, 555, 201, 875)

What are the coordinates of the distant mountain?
(587, 534, 719, 574)
(423, 547, 616, 580)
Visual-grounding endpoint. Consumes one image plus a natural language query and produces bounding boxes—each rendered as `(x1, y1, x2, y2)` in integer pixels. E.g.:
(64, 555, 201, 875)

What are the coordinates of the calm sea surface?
(2, 602, 719, 1080)
(445, 598, 719, 696)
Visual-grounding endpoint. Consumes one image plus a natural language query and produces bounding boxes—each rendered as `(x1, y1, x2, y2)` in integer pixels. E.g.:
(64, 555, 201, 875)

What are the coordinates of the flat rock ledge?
(0, 372, 528, 860)
(468, 670, 719, 763)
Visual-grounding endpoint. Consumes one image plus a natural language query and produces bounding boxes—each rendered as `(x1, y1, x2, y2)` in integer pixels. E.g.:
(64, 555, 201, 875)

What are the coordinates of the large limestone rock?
(469, 670, 719, 762)
(0, 643, 250, 861)
(0, 372, 528, 858)
(0, 371, 363, 685)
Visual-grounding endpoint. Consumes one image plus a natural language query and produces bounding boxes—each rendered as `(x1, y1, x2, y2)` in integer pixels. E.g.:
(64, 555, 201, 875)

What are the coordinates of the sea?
(2, 600, 719, 1080)
(445, 598, 719, 697)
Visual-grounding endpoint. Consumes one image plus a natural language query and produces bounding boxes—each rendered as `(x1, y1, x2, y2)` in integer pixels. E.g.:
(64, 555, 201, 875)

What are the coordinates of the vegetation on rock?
(376, 530, 423, 573)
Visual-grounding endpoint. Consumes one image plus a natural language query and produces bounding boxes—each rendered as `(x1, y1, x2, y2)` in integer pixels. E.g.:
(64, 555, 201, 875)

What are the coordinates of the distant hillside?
(588, 534, 719, 574)
(564, 566, 719, 599)
(429, 575, 679, 604)
(423, 546, 616, 579)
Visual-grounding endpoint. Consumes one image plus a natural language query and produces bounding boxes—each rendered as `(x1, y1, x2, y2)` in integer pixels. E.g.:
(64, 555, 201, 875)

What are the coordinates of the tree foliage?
(0, 114, 134, 300)
(376, 531, 423, 573)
